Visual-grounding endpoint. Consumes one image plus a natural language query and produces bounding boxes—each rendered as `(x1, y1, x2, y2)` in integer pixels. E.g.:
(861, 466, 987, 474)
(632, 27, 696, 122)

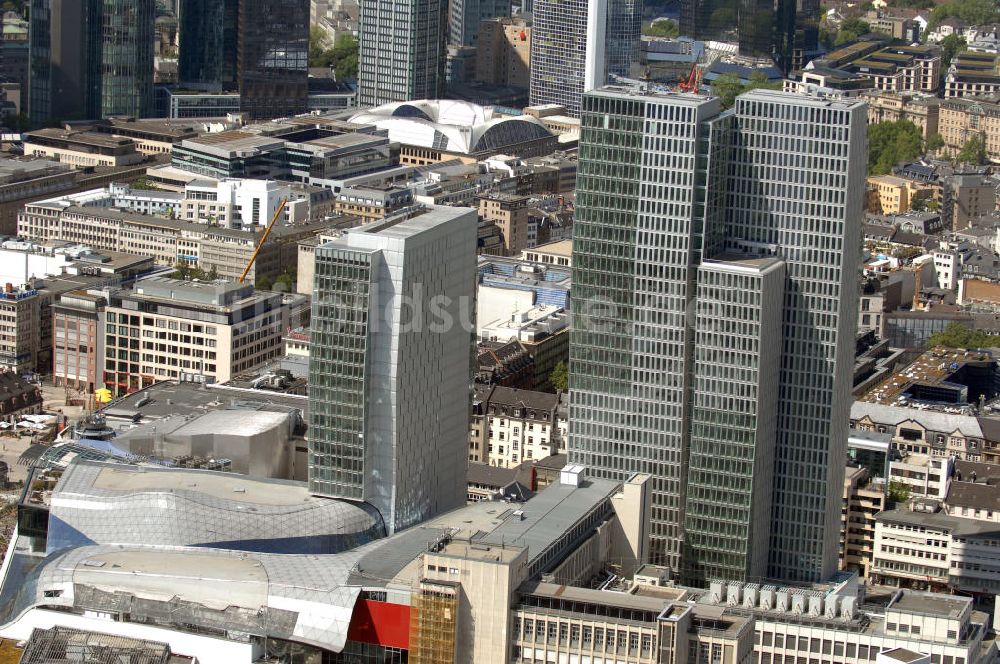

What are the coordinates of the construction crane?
(678, 63, 702, 93)
(238, 198, 287, 284)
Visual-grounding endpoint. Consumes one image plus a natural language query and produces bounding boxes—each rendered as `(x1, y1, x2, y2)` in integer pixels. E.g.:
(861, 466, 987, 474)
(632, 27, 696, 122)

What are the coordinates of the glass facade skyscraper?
(309, 207, 477, 533)
(178, 0, 238, 91)
(237, 0, 309, 119)
(569, 86, 866, 583)
(529, 0, 640, 116)
(99, 0, 154, 118)
(358, 0, 448, 106)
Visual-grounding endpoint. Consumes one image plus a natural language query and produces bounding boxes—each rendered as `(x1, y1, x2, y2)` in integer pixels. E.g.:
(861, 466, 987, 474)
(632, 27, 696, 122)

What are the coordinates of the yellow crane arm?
(239, 198, 287, 284)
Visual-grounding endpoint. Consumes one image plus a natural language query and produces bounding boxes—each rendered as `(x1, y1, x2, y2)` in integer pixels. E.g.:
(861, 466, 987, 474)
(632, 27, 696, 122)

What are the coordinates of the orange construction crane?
(238, 198, 287, 284)
(678, 63, 702, 93)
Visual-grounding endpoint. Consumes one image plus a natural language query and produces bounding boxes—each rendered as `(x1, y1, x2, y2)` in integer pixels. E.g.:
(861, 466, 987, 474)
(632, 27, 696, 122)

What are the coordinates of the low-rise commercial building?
(101, 278, 287, 395)
(868, 175, 937, 215)
(865, 92, 940, 140)
(841, 464, 886, 579)
(479, 304, 569, 391)
(22, 129, 145, 168)
(479, 192, 530, 255)
(946, 52, 1000, 98)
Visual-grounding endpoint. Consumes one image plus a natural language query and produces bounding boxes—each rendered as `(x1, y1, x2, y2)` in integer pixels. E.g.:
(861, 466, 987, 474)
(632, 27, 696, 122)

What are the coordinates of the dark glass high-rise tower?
(178, 0, 238, 91)
(29, 0, 101, 124)
(100, 0, 155, 117)
(237, 0, 309, 119)
(449, 0, 511, 46)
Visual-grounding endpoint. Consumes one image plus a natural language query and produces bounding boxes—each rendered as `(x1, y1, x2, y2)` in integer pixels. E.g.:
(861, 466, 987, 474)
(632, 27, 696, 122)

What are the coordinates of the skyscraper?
(529, 0, 640, 116)
(178, 0, 238, 91)
(237, 0, 309, 119)
(681, 0, 818, 73)
(29, 0, 102, 124)
(449, 0, 511, 47)
(28, 0, 150, 123)
(99, 0, 155, 118)
(569, 86, 866, 583)
(358, 0, 448, 106)
(308, 207, 477, 533)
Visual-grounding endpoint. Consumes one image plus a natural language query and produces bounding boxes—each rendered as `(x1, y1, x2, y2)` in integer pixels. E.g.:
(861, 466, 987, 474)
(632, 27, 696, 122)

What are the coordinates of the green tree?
(940, 34, 967, 69)
(745, 70, 782, 93)
(835, 17, 870, 45)
(928, 0, 1000, 31)
(550, 361, 569, 392)
(256, 274, 274, 291)
(308, 26, 330, 67)
(274, 271, 294, 292)
(887, 480, 911, 504)
(868, 120, 923, 174)
(207, 265, 218, 281)
(928, 322, 1000, 348)
(925, 132, 945, 153)
(642, 19, 679, 37)
(173, 261, 190, 280)
(957, 133, 987, 165)
(711, 73, 745, 109)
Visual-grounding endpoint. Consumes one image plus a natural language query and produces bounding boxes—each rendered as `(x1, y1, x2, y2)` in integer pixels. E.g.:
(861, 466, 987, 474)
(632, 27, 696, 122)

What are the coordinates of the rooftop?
(881, 648, 933, 663)
(858, 347, 994, 406)
(888, 590, 970, 619)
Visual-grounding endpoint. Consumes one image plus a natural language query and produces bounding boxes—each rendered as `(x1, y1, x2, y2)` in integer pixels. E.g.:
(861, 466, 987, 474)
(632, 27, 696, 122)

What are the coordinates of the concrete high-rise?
(237, 0, 309, 119)
(529, 0, 640, 116)
(178, 0, 238, 91)
(569, 86, 866, 583)
(308, 207, 477, 533)
(358, 0, 448, 106)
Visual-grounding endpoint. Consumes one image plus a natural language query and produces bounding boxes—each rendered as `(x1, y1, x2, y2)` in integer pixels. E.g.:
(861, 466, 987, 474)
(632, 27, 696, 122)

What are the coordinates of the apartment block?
(867, 175, 936, 215)
(102, 278, 286, 395)
(470, 384, 565, 466)
(945, 52, 1000, 98)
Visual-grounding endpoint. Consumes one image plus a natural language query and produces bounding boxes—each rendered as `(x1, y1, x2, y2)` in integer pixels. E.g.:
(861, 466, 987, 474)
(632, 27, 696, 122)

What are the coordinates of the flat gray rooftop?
(101, 380, 308, 422)
(890, 590, 970, 618)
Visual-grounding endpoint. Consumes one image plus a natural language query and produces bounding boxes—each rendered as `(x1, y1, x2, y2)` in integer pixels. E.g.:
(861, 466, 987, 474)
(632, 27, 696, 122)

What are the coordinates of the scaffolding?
(408, 580, 459, 664)
(18, 626, 177, 664)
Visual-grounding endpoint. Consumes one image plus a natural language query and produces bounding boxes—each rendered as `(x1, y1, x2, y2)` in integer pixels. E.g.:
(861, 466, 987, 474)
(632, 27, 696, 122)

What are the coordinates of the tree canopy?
(940, 34, 967, 70)
(868, 120, 924, 175)
(928, 322, 1000, 349)
(928, 0, 1000, 30)
(957, 134, 987, 165)
(642, 19, 679, 38)
(835, 18, 870, 45)
(308, 28, 359, 79)
(550, 361, 569, 392)
(710, 71, 782, 109)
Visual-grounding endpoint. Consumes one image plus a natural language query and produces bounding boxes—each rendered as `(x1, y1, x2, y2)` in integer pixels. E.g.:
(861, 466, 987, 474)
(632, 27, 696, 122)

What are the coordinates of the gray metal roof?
(851, 401, 984, 437)
(47, 461, 384, 555)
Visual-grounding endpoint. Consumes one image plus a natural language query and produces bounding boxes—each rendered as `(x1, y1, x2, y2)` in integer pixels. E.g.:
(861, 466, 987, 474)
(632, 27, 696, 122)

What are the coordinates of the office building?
(570, 86, 866, 583)
(100, 0, 155, 117)
(476, 17, 532, 88)
(28, 0, 154, 122)
(102, 278, 287, 395)
(237, 0, 309, 119)
(28, 0, 101, 124)
(357, 0, 448, 106)
(308, 206, 478, 533)
(177, 0, 238, 91)
(683, 254, 784, 586)
(529, 0, 641, 116)
(450, 0, 510, 46)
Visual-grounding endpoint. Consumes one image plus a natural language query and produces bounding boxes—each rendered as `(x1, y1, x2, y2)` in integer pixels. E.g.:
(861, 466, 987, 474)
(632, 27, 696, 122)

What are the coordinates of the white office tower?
(570, 86, 866, 583)
(309, 207, 478, 533)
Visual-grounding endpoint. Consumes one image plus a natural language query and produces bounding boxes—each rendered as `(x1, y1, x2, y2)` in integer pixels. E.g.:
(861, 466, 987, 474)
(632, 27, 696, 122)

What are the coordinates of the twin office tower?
(569, 87, 867, 585)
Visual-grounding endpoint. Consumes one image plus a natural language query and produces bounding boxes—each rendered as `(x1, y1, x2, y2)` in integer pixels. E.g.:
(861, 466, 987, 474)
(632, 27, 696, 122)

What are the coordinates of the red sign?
(347, 599, 411, 650)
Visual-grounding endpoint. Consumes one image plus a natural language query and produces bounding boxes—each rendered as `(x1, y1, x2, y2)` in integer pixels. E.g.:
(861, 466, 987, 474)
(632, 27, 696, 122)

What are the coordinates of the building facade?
(99, 0, 155, 118)
(570, 86, 866, 583)
(102, 278, 286, 395)
(357, 0, 448, 106)
(52, 290, 106, 392)
(177, 0, 238, 91)
(470, 384, 565, 466)
(476, 17, 531, 88)
(28, 0, 101, 124)
(450, 0, 510, 46)
(237, 0, 309, 119)
(308, 207, 477, 532)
